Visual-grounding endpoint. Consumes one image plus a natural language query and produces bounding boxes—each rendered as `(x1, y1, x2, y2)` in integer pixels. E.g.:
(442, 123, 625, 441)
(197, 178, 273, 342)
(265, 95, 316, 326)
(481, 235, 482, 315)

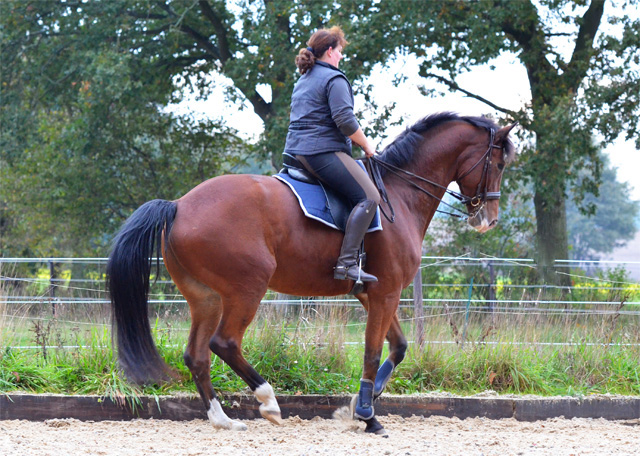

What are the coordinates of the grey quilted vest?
(284, 61, 353, 156)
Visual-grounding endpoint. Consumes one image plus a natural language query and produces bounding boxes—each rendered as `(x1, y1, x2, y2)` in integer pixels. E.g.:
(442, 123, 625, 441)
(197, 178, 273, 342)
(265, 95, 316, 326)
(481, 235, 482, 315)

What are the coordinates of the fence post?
(488, 260, 496, 314)
(461, 277, 473, 349)
(48, 260, 57, 317)
(413, 270, 424, 349)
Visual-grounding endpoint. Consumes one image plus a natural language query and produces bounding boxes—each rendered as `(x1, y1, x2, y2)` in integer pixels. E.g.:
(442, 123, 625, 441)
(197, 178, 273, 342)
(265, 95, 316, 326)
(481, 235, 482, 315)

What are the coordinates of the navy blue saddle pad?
(274, 163, 382, 233)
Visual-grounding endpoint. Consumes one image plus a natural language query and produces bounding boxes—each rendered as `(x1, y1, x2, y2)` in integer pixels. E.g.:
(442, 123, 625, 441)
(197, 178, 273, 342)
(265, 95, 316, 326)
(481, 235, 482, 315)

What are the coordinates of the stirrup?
(334, 264, 378, 282)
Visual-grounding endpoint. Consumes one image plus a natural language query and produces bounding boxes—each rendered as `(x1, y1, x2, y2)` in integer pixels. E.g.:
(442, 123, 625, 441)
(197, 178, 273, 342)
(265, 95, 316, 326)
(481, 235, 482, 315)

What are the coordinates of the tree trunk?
(534, 190, 571, 287)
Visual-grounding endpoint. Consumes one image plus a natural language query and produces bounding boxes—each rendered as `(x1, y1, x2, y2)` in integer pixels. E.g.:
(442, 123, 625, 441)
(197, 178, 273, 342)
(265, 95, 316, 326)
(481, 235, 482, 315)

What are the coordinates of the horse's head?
(456, 122, 518, 233)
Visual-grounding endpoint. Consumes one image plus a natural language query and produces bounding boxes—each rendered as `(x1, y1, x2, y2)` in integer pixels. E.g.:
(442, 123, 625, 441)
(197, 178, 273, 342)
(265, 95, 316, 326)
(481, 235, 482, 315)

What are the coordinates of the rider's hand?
(363, 143, 378, 158)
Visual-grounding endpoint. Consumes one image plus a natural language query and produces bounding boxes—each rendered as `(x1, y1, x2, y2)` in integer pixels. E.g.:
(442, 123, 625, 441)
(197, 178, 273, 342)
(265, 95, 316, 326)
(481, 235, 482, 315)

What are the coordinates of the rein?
(367, 128, 502, 222)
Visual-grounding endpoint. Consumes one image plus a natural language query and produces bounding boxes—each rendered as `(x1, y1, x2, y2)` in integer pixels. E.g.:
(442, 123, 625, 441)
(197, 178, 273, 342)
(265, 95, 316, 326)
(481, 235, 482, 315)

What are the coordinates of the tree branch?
(421, 72, 519, 119)
(545, 32, 574, 37)
(245, 89, 271, 121)
(564, 0, 605, 91)
(499, 2, 558, 91)
(198, 0, 232, 62)
(178, 22, 222, 61)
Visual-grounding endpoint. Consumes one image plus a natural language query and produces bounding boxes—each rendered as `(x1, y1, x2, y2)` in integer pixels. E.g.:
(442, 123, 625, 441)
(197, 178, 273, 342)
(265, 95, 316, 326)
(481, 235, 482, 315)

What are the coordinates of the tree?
(0, 1, 250, 256)
(567, 154, 639, 260)
(0, 0, 400, 256)
(391, 0, 640, 284)
(45, 0, 395, 166)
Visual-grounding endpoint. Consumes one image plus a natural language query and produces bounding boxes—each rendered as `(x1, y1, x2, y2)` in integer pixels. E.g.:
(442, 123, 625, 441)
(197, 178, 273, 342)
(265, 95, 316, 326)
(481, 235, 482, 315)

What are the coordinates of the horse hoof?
(364, 417, 386, 436)
(211, 419, 247, 431)
(261, 410, 283, 425)
(256, 383, 282, 425)
(228, 420, 248, 431)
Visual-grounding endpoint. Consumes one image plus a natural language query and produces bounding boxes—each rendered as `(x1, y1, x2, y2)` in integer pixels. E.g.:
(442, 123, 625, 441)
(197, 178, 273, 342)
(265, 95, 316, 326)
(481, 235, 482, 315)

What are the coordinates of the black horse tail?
(107, 199, 178, 384)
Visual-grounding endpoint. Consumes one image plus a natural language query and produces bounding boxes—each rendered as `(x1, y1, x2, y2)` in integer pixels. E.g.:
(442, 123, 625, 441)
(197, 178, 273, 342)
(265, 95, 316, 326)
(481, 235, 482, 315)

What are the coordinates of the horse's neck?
(386, 134, 463, 236)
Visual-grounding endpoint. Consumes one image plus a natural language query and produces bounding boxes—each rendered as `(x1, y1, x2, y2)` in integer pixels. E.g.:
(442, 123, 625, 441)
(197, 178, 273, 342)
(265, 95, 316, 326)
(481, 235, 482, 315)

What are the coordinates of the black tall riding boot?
(334, 199, 378, 282)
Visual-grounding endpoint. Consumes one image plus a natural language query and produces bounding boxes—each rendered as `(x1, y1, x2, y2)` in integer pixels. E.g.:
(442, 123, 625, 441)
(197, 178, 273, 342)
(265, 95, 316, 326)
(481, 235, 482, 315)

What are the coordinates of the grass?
(3, 312, 640, 400)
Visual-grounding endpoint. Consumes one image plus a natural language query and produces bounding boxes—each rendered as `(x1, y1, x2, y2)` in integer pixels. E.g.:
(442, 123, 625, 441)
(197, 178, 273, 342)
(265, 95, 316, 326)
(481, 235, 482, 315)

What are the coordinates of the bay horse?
(107, 112, 517, 434)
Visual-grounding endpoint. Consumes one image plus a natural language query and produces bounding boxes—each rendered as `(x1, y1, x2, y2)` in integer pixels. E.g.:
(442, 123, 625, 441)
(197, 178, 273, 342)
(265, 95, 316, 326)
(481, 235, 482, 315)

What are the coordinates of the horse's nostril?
(489, 219, 498, 227)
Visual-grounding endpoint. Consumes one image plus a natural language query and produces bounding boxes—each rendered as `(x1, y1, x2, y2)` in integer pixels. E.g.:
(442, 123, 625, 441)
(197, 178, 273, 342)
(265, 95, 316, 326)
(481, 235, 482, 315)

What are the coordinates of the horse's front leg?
(356, 296, 408, 401)
(374, 314, 407, 400)
(354, 293, 400, 435)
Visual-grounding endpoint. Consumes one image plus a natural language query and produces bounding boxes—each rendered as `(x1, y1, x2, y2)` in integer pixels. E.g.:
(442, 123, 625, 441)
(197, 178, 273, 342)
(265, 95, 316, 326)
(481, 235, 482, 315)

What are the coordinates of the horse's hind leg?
(184, 290, 247, 431)
(210, 290, 282, 425)
(164, 252, 246, 430)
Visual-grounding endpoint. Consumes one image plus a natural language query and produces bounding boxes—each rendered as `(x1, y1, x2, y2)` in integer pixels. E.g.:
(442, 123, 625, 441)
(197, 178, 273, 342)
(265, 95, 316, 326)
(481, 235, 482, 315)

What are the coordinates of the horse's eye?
(497, 163, 505, 171)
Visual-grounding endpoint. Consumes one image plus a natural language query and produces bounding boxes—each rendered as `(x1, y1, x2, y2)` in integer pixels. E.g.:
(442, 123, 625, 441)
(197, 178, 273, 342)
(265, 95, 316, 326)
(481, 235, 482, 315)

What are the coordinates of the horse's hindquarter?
(168, 174, 352, 296)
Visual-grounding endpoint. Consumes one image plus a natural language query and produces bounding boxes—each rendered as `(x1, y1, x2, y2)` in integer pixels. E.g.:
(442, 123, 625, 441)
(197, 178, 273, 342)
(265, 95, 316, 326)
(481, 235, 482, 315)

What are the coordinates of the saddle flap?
(273, 170, 382, 234)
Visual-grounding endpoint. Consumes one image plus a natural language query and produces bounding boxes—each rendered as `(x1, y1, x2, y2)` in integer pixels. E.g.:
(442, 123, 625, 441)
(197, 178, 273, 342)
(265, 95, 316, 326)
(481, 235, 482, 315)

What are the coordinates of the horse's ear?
(496, 121, 518, 140)
(496, 121, 518, 163)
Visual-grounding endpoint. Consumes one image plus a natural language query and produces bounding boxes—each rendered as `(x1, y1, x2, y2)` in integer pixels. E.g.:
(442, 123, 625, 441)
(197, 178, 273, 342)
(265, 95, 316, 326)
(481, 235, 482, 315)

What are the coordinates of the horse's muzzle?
(468, 212, 498, 233)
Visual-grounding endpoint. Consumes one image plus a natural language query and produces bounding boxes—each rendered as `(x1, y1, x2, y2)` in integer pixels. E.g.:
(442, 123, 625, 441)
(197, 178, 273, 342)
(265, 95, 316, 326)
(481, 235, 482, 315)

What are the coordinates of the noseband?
(455, 128, 502, 212)
(367, 127, 503, 222)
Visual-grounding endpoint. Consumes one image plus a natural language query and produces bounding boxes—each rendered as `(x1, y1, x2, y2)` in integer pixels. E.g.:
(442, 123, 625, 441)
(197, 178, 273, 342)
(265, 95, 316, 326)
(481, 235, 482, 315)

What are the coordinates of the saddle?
(274, 154, 382, 295)
(274, 153, 382, 233)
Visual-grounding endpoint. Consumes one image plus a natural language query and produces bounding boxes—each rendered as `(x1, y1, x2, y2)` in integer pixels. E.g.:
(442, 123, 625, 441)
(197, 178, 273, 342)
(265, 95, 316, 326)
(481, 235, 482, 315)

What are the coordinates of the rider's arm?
(327, 78, 376, 157)
(348, 128, 376, 158)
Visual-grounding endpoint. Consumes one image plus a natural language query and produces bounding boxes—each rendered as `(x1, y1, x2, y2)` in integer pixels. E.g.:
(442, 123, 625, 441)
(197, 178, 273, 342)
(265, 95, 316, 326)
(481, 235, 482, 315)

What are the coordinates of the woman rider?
(284, 26, 381, 283)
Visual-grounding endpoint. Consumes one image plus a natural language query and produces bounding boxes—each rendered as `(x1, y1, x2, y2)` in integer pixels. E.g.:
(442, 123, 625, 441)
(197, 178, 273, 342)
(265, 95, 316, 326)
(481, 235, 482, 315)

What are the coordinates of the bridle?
(367, 127, 504, 222)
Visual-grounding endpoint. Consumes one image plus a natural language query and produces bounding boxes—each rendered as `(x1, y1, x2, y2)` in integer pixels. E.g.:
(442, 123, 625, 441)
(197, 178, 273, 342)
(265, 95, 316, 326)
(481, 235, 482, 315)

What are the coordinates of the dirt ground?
(1, 414, 639, 456)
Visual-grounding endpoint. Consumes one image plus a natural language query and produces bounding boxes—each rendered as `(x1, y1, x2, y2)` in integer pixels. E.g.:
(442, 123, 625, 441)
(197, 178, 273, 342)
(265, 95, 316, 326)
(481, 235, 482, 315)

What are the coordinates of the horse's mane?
(379, 112, 516, 168)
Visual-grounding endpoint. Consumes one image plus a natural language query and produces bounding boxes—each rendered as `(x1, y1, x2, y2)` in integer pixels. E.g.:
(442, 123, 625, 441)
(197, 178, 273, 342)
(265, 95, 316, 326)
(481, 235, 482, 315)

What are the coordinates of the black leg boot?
(334, 199, 378, 282)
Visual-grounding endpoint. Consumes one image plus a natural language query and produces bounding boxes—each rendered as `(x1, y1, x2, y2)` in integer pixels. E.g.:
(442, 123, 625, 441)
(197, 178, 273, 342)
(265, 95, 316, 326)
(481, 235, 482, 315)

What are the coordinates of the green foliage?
(0, 1, 252, 257)
(3, 292, 640, 399)
(392, 0, 640, 282)
(244, 322, 358, 394)
(0, 0, 410, 257)
(2, 0, 638, 273)
(396, 344, 553, 395)
(567, 155, 639, 259)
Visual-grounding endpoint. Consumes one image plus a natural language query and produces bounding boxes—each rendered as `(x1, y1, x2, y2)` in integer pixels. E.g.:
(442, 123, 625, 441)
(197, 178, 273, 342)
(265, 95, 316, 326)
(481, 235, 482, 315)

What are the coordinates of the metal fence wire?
(1, 256, 639, 349)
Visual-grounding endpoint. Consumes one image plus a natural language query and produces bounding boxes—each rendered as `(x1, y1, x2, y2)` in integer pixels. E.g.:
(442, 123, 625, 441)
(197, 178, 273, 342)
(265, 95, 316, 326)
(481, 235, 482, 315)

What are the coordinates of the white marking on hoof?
(207, 398, 247, 431)
(254, 383, 283, 425)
